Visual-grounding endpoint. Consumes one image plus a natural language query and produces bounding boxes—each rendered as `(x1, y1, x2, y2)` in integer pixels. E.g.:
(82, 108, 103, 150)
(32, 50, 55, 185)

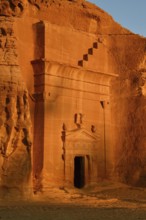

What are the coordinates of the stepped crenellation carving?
(78, 41, 100, 67)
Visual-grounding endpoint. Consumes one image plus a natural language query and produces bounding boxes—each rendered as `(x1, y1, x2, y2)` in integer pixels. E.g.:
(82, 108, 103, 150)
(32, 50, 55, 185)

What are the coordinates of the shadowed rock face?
(0, 0, 146, 197)
(108, 35, 146, 186)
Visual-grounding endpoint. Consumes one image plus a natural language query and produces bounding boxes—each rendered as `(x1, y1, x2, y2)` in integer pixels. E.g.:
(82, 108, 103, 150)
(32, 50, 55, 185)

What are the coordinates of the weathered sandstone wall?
(0, 16, 32, 196)
(0, 0, 146, 195)
(110, 35, 146, 185)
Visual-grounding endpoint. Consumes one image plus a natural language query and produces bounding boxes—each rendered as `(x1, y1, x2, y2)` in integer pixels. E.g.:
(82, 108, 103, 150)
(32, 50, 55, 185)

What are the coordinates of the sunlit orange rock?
(0, 0, 146, 197)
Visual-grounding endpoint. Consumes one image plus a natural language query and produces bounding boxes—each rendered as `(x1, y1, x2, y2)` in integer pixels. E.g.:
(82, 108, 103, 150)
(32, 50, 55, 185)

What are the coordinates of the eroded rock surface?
(0, 17, 32, 194)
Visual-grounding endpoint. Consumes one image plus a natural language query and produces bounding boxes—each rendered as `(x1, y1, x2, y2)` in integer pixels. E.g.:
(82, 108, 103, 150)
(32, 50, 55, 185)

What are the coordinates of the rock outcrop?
(0, 0, 146, 197)
(0, 16, 32, 196)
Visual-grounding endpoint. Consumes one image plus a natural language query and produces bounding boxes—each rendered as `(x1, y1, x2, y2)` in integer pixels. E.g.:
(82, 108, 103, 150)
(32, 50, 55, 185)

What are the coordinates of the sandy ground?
(1, 182, 146, 220)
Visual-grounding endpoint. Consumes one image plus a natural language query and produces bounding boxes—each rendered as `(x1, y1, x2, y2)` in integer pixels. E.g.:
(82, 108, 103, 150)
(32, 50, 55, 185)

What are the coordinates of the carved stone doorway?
(74, 156, 85, 188)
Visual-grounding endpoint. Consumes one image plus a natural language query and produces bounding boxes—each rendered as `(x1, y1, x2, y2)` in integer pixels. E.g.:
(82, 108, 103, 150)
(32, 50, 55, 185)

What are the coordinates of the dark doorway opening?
(74, 156, 85, 188)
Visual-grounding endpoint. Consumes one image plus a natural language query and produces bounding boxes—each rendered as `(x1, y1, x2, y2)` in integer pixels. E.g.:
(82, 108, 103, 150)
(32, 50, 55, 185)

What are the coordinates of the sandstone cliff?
(0, 0, 146, 196)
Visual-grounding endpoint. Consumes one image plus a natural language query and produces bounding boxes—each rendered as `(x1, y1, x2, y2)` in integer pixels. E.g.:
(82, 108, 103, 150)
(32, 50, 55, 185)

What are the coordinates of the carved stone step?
(78, 60, 83, 66)
(88, 48, 93, 55)
(93, 42, 98, 49)
(83, 54, 88, 61)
